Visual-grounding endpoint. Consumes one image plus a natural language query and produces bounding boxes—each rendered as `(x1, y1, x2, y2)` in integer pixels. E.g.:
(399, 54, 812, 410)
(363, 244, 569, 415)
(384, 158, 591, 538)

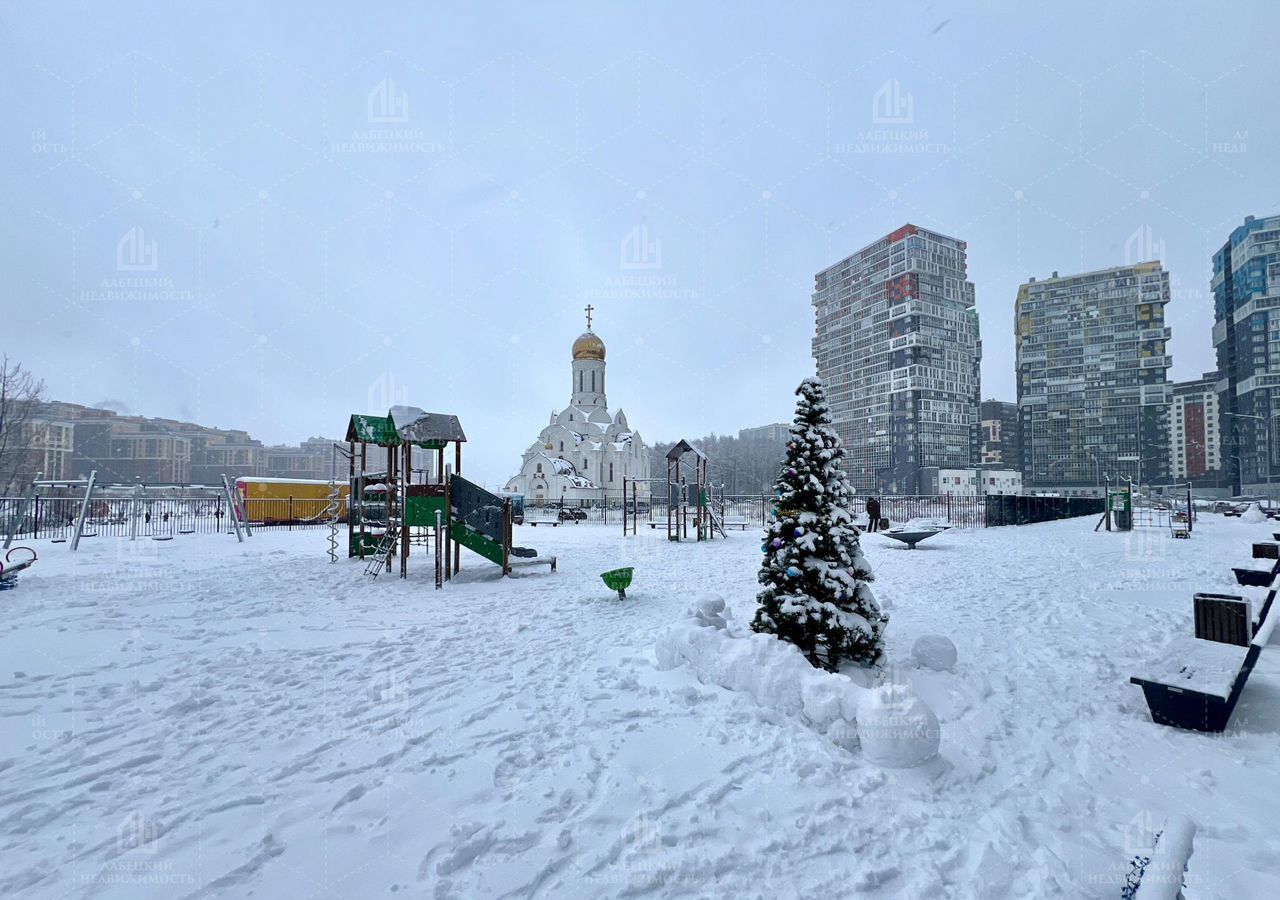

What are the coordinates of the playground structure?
(2, 471, 252, 550)
(1098, 481, 1195, 537)
(622, 439, 726, 541)
(344, 406, 553, 586)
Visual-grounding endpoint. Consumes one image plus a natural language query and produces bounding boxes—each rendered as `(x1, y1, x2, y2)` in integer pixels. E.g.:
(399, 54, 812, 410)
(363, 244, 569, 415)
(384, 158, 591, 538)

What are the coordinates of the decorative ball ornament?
(770, 538, 783, 549)
(785, 566, 801, 579)
(793, 527, 804, 537)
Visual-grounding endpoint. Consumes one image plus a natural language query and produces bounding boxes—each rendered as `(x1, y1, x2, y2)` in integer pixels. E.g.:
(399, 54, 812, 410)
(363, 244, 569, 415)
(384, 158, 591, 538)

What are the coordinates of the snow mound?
(1242, 503, 1267, 524)
(655, 614, 861, 751)
(855, 681, 941, 768)
(911, 634, 958, 671)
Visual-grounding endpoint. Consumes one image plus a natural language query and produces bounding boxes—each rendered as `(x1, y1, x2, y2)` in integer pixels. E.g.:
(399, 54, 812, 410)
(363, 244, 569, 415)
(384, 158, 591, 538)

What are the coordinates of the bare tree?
(0, 357, 47, 492)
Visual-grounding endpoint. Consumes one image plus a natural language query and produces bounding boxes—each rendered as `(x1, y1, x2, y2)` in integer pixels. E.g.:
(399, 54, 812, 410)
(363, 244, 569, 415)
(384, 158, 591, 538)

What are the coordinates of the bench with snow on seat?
(0, 547, 37, 590)
(1130, 604, 1278, 733)
(1253, 541, 1279, 560)
(1232, 555, 1279, 588)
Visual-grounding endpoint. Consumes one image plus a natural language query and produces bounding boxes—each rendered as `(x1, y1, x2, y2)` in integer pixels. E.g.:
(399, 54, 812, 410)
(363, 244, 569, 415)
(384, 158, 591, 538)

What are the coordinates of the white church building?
(505, 313, 651, 506)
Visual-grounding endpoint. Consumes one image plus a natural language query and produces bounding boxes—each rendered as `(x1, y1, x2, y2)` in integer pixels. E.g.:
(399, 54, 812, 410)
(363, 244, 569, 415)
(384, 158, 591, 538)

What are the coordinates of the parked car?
(558, 506, 587, 522)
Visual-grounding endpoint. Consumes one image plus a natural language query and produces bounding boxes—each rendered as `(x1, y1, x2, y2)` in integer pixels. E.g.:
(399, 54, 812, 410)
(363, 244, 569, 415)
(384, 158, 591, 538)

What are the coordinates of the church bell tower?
(570, 304, 606, 410)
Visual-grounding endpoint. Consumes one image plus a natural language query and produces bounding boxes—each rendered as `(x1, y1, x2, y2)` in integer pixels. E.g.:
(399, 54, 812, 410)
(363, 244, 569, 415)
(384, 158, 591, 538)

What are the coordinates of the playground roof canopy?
(345, 414, 399, 447)
(665, 439, 708, 462)
(388, 406, 467, 449)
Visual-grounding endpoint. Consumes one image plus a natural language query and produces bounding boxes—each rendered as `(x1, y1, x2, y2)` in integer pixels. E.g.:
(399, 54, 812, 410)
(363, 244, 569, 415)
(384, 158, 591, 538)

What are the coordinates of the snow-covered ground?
(2, 515, 1279, 898)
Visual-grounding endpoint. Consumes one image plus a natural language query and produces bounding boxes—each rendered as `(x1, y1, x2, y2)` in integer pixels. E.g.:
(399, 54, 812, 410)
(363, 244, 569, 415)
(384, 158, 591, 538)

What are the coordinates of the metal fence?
(983, 495, 1105, 527)
(3, 491, 1105, 541)
(1, 496, 337, 542)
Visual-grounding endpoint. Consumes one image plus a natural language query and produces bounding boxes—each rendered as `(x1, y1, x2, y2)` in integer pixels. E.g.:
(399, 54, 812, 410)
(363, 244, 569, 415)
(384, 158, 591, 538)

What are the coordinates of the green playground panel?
(350, 530, 385, 554)
(449, 522, 505, 566)
(405, 494, 447, 527)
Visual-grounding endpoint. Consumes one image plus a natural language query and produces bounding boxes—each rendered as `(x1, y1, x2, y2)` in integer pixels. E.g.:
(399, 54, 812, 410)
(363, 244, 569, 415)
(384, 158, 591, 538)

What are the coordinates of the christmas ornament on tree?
(751, 377, 887, 671)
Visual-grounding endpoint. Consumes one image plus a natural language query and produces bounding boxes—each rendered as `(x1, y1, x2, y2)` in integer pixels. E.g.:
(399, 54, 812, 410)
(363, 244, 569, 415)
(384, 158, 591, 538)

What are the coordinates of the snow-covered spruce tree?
(752, 377, 886, 671)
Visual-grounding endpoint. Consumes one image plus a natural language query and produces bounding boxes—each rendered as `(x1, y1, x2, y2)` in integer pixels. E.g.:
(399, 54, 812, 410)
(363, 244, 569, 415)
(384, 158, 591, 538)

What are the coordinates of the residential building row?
(8, 400, 342, 492)
(812, 216, 1279, 498)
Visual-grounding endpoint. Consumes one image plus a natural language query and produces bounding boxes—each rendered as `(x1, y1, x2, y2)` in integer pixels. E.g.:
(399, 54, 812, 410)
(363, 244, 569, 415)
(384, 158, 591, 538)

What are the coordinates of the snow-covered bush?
(753, 377, 886, 671)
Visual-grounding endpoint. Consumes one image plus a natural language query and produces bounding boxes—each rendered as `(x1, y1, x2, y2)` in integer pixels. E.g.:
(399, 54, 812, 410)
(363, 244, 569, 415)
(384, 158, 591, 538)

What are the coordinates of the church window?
(579, 371, 583, 392)
(609, 462, 614, 482)
(591, 371, 596, 391)
(559, 441, 564, 451)
(536, 463, 542, 473)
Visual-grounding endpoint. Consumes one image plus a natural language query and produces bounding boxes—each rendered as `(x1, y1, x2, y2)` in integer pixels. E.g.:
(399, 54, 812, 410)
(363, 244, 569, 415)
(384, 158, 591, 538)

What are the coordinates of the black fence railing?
(0, 496, 339, 541)
(1, 492, 1106, 540)
(983, 495, 1104, 527)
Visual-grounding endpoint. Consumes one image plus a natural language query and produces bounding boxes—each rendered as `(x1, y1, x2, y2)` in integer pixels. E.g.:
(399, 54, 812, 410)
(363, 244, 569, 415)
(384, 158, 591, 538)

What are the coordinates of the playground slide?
(449, 475, 538, 567)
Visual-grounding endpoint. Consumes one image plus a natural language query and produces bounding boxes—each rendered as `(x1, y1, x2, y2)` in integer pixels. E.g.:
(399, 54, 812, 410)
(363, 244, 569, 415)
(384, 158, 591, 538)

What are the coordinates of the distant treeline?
(648, 431, 788, 495)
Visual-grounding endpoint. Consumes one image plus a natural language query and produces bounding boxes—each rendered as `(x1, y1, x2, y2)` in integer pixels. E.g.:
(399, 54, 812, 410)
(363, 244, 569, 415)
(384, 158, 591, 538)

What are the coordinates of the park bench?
(1193, 593, 1255, 646)
(1131, 600, 1278, 733)
(1232, 557, 1279, 588)
(1252, 541, 1279, 560)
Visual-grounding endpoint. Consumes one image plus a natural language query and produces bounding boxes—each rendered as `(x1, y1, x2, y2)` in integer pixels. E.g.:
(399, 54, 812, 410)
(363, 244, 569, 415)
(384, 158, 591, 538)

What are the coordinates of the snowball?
(856, 682, 941, 768)
(1242, 503, 1267, 524)
(911, 634, 957, 671)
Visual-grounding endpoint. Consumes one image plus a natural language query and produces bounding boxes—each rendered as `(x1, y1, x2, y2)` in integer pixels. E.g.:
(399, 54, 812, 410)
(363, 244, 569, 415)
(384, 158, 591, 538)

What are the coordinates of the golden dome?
(572, 330, 606, 361)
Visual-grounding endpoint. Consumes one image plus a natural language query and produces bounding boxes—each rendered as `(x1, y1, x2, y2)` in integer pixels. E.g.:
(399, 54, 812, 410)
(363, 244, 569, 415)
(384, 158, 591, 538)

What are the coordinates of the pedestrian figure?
(865, 496, 881, 532)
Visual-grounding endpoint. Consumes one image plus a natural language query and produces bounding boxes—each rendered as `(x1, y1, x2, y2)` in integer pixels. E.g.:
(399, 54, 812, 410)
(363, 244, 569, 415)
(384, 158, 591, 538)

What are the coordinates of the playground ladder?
(364, 519, 400, 577)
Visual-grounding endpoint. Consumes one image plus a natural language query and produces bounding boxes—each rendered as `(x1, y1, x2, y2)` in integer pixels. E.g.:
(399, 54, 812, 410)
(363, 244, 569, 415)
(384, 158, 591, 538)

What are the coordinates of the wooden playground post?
(454, 443, 462, 574)
(347, 440, 355, 557)
(502, 498, 512, 575)
(385, 444, 394, 573)
(400, 440, 410, 579)
(434, 510, 442, 589)
(444, 464, 453, 581)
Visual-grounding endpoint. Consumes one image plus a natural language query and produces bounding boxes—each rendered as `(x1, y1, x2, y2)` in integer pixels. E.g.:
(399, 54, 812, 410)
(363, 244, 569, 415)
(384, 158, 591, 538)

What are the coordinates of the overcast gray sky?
(2, 1, 1275, 487)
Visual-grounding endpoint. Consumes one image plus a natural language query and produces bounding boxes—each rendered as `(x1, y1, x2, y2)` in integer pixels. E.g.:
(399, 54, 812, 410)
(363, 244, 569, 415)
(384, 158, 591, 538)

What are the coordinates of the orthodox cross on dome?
(584, 303, 594, 330)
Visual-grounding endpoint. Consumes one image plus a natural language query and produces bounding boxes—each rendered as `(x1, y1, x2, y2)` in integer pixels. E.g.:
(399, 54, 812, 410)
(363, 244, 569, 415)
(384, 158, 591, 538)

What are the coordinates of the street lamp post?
(1224, 411, 1278, 508)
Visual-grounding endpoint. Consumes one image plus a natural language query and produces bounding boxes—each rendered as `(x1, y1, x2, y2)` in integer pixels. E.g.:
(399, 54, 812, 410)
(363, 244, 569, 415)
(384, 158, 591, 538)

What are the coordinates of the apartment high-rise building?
(1213, 214, 1280, 495)
(1016, 263, 1172, 495)
(812, 224, 981, 494)
(1168, 373, 1223, 484)
(979, 400, 1021, 468)
(738, 423, 789, 443)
